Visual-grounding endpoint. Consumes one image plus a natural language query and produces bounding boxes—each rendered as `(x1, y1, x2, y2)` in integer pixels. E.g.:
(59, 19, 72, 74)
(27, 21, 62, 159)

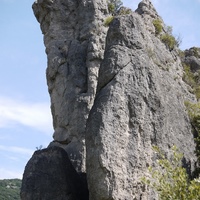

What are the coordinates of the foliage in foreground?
(183, 63, 200, 100)
(0, 179, 21, 200)
(142, 146, 200, 200)
(185, 101, 200, 176)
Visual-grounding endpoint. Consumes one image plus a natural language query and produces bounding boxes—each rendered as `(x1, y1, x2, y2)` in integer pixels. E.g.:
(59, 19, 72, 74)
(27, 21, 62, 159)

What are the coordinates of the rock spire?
(21, 0, 198, 199)
(32, 0, 108, 172)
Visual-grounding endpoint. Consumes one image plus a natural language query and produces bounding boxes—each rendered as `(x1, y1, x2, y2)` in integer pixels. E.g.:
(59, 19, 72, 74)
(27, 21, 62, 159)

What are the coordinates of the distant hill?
(0, 179, 21, 200)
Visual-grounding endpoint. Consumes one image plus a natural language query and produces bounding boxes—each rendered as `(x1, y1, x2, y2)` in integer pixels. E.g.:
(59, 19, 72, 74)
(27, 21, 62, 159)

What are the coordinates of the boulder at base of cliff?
(20, 146, 88, 200)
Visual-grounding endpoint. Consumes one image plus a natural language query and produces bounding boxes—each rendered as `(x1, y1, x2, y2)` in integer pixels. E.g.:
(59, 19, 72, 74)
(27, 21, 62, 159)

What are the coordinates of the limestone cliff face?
(86, 2, 196, 199)
(33, 0, 108, 172)
(25, 0, 198, 199)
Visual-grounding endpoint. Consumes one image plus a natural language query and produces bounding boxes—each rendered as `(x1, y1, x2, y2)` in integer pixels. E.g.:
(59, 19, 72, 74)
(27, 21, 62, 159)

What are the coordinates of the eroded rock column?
(32, 0, 108, 172)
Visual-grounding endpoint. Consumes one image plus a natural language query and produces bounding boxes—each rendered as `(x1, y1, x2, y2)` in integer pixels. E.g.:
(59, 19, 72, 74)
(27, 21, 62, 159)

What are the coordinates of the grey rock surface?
(32, 0, 108, 172)
(29, 0, 199, 199)
(20, 146, 88, 200)
(136, 0, 162, 34)
(86, 1, 197, 199)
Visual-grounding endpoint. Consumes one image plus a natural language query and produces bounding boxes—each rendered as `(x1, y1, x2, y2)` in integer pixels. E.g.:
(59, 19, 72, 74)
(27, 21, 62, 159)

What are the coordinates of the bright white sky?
(0, 0, 199, 179)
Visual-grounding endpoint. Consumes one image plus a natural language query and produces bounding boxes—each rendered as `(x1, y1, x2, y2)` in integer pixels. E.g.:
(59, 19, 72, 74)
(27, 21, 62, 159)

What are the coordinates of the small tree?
(36, 145, 43, 150)
(142, 146, 200, 200)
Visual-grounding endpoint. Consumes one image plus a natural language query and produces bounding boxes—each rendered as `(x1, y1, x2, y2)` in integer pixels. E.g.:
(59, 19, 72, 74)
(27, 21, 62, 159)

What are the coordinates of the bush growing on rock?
(105, 1, 131, 28)
(153, 19, 162, 35)
(160, 25, 181, 50)
(142, 146, 200, 200)
(161, 33, 176, 51)
(104, 16, 114, 27)
(185, 101, 200, 177)
(117, 6, 132, 15)
(183, 63, 200, 100)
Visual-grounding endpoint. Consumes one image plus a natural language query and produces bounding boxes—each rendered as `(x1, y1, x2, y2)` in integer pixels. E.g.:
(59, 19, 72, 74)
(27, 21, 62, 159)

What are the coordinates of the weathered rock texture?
(26, 0, 199, 199)
(86, 1, 197, 199)
(20, 146, 88, 200)
(32, 0, 108, 172)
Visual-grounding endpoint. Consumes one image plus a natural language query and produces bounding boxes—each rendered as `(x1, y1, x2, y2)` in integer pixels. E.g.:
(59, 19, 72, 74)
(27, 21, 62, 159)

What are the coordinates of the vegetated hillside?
(0, 179, 21, 200)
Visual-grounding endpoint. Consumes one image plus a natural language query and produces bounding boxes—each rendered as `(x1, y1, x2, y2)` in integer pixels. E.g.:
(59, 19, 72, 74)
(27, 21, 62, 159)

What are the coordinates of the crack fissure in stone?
(98, 60, 132, 92)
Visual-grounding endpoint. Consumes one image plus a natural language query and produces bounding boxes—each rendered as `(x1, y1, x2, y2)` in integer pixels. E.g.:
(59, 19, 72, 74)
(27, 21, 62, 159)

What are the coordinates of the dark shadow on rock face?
(20, 146, 89, 200)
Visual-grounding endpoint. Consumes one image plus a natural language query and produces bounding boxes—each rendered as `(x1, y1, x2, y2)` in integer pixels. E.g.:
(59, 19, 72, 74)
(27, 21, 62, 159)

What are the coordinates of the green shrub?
(104, 16, 114, 26)
(118, 7, 132, 15)
(183, 64, 196, 86)
(185, 101, 200, 173)
(184, 101, 200, 132)
(160, 25, 181, 50)
(153, 19, 162, 35)
(107, 0, 123, 15)
(195, 86, 200, 100)
(178, 49, 185, 59)
(142, 146, 200, 200)
(108, 2, 115, 14)
(183, 63, 200, 99)
(161, 34, 176, 50)
(193, 47, 200, 58)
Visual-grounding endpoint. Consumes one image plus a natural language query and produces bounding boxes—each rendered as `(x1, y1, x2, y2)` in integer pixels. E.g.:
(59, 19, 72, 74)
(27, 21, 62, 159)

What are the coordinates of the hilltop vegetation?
(0, 179, 21, 200)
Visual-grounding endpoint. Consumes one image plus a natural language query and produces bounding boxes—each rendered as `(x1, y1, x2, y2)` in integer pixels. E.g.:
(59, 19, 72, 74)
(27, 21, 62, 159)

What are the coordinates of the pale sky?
(0, 0, 199, 179)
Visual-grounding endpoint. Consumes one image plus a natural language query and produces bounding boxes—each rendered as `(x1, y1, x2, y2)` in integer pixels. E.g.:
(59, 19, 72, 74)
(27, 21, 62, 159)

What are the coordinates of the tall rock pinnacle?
(21, 0, 198, 199)
(32, 0, 108, 172)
